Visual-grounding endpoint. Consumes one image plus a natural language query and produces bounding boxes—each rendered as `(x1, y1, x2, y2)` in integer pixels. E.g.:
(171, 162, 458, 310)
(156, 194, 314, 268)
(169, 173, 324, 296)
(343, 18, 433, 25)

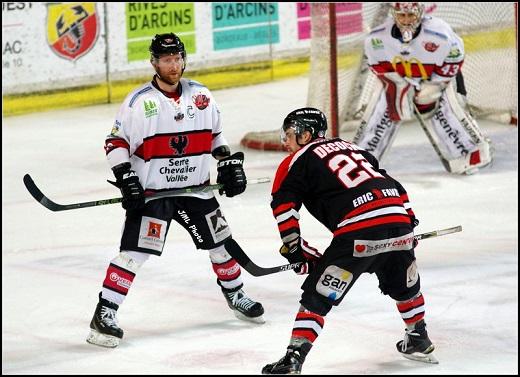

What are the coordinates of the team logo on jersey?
(422, 41, 439, 52)
(46, 3, 99, 61)
(192, 94, 210, 110)
(391, 56, 428, 80)
(144, 100, 158, 118)
(169, 135, 188, 155)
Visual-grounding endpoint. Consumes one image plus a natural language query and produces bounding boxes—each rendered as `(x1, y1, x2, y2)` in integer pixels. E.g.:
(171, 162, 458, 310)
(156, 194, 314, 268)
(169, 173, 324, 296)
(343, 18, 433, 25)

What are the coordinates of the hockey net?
(241, 2, 518, 151)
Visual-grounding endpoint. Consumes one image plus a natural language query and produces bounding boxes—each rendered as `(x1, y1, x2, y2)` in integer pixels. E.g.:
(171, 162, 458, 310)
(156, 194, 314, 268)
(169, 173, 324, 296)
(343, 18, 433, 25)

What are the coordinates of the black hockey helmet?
(149, 33, 186, 60)
(282, 107, 327, 140)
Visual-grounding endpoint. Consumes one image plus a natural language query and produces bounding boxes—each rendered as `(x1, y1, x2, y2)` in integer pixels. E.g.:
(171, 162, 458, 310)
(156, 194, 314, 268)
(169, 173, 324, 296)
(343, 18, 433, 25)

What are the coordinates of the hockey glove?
(279, 238, 322, 275)
(410, 216, 419, 248)
(110, 163, 145, 211)
(216, 152, 247, 197)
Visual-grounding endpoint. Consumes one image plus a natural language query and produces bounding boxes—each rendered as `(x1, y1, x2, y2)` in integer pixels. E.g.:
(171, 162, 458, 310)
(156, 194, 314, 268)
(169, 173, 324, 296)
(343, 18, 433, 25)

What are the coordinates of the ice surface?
(2, 76, 517, 374)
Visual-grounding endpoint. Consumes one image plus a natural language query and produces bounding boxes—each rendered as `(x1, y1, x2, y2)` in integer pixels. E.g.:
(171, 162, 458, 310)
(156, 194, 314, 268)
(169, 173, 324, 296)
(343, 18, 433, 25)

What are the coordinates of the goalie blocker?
(353, 73, 493, 175)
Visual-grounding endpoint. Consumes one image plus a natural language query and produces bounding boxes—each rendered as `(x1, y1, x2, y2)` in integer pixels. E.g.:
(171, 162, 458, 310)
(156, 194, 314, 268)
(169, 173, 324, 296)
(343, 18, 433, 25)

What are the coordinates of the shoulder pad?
(188, 79, 207, 88)
(423, 28, 448, 40)
(128, 86, 153, 108)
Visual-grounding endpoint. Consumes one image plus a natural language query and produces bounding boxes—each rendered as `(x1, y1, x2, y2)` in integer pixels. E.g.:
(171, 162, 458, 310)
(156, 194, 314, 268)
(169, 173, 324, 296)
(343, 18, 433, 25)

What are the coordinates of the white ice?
(2, 76, 518, 374)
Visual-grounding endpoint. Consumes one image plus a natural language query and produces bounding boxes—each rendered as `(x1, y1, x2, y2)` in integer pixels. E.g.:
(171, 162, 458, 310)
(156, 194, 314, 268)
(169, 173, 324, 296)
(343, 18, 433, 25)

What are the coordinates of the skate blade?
(401, 351, 439, 364)
(233, 310, 265, 324)
(86, 329, 120, 348)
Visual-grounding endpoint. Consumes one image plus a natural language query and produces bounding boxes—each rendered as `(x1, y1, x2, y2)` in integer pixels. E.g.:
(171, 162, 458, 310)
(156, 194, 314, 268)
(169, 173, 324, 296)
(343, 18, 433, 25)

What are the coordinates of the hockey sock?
(396, 292, 425, 330)
(209, 245, 243, 291)
(289, 308, 325, 354)
(101, 251, 149, 305)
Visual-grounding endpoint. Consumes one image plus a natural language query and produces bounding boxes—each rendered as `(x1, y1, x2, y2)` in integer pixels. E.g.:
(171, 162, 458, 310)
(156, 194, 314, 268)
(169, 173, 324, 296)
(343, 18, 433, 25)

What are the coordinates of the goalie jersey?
(270, 138, 415, 245)
(366, 15, 464, 84)
(104, 78, 228, 199)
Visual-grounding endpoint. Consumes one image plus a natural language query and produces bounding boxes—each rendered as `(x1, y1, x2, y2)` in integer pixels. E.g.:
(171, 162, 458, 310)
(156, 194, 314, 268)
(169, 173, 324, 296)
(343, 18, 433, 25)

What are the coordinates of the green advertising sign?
(212, 2, 279, 50)
(126, 3, 196, 62)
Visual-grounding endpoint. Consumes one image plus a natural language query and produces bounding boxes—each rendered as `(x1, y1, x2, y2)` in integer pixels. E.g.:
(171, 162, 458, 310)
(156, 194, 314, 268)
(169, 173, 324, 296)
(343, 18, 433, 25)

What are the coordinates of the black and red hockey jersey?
(271, 137, 415, 244)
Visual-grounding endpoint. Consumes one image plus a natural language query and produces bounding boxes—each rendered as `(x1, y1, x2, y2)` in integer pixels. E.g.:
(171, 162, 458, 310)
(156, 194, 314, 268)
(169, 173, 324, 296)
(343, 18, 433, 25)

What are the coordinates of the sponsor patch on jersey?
(144, 99, 158, 118)
(206, 208, 231, 243)
(371, 38, 384, 49)
(316, 265, 353, 301)
(138, 217, 167, 252)
(407, 260, 418, 287)
(111, 120, 121, 136)
(353, 232, 414, 257)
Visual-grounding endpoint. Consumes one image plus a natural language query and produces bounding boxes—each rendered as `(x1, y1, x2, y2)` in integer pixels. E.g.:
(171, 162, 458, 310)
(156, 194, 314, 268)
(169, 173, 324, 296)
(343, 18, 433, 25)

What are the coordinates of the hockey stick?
(23, 174, 270, 212)
(226, 225, 462, 277)
(412, 102, 459, 173)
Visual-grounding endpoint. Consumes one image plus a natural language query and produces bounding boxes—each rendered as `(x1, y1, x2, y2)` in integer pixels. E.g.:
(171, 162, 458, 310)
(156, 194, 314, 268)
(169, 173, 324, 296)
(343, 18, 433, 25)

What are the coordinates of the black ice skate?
(86, 293, 123, 348)
(262, 347, 306, 375)
(222, 288, 265, 324)
(396, 320, 438, 364)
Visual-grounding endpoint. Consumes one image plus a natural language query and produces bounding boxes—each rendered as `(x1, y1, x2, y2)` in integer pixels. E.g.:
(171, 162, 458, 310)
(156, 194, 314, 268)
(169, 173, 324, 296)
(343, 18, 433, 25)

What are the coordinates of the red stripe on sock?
(397, 294, 424, 313)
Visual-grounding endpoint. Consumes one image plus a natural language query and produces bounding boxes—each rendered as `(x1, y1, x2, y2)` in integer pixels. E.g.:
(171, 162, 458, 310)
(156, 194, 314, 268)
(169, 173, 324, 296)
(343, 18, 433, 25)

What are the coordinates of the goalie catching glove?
(279, 238, 322, 275)
(216, 152, 247, 197)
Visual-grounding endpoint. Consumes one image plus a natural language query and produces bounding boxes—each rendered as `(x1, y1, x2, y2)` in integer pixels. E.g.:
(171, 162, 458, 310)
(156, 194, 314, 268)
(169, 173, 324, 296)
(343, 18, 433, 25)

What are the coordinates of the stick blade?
(23, 174, 62, 211)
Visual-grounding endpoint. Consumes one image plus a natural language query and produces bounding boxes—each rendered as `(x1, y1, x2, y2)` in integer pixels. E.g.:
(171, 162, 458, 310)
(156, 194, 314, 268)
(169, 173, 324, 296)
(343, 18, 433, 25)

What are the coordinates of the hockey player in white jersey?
(353, 2, 493, 174)
(86, 33, 264, 348)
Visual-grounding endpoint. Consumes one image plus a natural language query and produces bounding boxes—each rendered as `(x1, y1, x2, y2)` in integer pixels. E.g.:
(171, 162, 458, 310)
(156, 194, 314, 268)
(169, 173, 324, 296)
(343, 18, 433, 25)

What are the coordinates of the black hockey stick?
(23, 174, 270, 212)
(226, 225, 462, 277)
(412, 102, 460, 173)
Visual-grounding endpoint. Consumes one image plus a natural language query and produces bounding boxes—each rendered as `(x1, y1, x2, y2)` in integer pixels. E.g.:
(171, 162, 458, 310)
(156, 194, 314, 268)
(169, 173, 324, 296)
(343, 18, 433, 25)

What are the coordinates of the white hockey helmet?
(391, 3, 425, 41)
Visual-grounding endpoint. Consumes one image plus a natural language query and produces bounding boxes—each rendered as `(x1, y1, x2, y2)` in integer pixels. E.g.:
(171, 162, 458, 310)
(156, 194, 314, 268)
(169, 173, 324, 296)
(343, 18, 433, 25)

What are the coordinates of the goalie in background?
(262, 108, 437, 375)
(353, 2, 493, 175)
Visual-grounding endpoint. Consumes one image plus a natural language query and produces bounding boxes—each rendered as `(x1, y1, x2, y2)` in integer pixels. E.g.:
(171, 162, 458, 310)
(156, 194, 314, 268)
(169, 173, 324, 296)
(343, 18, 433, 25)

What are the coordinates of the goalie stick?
(226, 225, 462, 277)
(23, 174, 270, 212)
(412, 102, 460, 173)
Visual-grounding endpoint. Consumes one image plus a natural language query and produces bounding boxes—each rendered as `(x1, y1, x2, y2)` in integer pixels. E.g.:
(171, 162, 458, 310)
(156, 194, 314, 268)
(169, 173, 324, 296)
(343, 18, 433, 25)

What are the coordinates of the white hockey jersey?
(105, 77, 228, 199)
(365, 15, 464, 83)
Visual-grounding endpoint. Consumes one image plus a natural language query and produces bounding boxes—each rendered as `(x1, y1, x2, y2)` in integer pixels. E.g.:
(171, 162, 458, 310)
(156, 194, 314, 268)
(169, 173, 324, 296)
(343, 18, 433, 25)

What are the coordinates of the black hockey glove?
(279, 238, 322, 275)
(216, 152, 247, 197)
(410, 216, 419, 248)
(110, 163, 145, 211)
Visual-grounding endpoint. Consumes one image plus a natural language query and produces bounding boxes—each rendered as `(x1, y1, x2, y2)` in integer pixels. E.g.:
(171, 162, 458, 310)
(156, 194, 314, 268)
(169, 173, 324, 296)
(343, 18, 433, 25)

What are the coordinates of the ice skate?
(222, 288, 265, 324)
(262, 347, 305, 374)
(86, 293, 123, 348)
(396, 320, 438, 364)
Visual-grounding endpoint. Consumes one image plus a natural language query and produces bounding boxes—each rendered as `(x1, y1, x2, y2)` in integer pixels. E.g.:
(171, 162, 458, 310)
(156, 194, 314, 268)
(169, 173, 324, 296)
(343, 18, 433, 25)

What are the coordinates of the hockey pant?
(353, 82, 493, 174)
(101, 244, 243, 305)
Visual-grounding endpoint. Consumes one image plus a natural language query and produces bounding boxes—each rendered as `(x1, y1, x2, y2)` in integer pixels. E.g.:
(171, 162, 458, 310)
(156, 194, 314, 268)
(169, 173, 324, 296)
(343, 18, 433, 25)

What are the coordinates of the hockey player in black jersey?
(262, 108, 437, 374)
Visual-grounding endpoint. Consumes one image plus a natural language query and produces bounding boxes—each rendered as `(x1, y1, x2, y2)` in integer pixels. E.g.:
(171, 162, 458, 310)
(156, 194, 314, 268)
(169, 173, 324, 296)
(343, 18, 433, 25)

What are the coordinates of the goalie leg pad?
(353, 87, 401, 161)
(426, 83, 493, 174)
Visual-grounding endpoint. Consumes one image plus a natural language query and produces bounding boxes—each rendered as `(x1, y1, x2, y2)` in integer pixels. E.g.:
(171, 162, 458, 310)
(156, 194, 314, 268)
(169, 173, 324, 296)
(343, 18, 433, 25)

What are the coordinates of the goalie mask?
(149, 33, 187, 72)
(391, 3, 425, 42)
(281, 107, 327, 144)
